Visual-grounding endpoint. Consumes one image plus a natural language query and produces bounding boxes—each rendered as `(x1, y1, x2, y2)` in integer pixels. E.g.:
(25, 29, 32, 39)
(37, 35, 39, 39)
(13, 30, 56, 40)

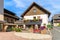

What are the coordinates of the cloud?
(12, 0, 34, 8)
(4, 0, 60, 11)
(39, 0, 60, 13)
(4, 0, 60, 20)
(13, 0, 26, 8)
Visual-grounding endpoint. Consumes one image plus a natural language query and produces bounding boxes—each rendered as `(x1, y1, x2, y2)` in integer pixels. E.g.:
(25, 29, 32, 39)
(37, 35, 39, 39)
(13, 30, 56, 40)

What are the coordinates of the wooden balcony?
(54, 20, 60, 23)
(24, 19, 42, 25)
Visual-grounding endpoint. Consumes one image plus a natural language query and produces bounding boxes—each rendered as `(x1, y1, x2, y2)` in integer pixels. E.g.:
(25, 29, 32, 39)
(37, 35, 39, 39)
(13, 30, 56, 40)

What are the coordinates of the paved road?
(51, 26, 60, 40)
(0, 32, 27, 40)
(0, 27, 60, 40)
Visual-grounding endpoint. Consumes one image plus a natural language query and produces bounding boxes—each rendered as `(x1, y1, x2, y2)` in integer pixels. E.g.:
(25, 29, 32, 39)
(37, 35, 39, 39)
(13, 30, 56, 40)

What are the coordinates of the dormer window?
(33, 9, 37, 13)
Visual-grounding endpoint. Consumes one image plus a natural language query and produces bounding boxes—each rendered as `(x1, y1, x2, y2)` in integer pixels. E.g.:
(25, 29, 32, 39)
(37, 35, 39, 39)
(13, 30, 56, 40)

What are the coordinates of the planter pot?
(41, 29, 47, 34)
(29, 28, 33, 32)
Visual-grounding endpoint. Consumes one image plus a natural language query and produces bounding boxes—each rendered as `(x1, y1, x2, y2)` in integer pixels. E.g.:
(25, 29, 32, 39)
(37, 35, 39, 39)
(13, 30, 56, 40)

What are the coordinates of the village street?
(0, 26, 59, 40)
(51, 26, 60, 40)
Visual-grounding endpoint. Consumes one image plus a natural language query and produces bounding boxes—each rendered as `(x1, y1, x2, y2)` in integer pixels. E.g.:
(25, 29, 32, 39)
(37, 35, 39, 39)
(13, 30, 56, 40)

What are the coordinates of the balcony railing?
(24, 19, 42, 25)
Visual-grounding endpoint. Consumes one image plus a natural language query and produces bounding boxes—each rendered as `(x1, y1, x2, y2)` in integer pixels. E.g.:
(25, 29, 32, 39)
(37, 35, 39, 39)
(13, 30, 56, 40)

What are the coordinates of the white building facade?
(15, 2, 51, 29)
(24, 14, 48, 26)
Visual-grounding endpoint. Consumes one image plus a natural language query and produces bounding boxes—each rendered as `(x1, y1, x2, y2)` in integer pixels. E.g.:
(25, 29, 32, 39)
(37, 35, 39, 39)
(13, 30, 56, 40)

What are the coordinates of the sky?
(4, 0, 60, 20)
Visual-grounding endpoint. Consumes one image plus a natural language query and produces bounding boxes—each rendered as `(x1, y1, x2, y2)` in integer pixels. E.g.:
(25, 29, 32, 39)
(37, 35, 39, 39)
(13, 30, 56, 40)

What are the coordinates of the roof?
(4, 8, 16, 16)
(21, 2, 51, 17)
(4, 13, 19, 20)
(53, 14, 60, 19)
(4, 8, 19, 20)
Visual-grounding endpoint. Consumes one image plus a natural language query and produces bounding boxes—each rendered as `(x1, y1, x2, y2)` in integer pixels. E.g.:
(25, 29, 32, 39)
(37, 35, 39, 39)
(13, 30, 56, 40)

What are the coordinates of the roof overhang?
(21, 2, 51, 17)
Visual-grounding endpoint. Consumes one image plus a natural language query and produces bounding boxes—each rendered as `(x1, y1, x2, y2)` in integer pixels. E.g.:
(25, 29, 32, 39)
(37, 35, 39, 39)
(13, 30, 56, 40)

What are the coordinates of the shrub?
(11, 27, 15, 31)
(15, 28, 22, 32)
(47, 24, 53, 29)
(11, 27, 22, 32)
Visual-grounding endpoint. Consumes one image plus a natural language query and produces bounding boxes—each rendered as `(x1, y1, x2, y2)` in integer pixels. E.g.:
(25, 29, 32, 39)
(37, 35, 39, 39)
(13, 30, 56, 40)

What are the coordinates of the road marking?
(53, 28, 60, 33)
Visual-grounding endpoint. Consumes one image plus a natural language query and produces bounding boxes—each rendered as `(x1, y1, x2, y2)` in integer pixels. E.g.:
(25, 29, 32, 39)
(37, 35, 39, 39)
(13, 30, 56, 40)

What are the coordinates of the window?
(59, 16, 60, 17)
(11, 19, 14, 23)
(33, 17, 36, 21)
(33, 17, 36, 19)
(4, 17, 7, 22)
(33, 9, 37, 13)
(7, 18, 9, 22)
(37, 16, 40, 19)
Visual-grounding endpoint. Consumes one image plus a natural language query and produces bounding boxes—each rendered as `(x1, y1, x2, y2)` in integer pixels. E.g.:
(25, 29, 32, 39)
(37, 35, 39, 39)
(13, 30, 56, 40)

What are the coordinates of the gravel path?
(0, 32, 27, 40)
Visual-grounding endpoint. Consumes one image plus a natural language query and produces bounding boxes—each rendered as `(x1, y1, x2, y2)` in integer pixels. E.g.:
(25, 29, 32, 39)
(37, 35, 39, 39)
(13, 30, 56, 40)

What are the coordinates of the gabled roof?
(21, 2, 51, 17)
(4, 8, 19, 20)
(4, 8, 16, 16)
(53, 14, 60, 19)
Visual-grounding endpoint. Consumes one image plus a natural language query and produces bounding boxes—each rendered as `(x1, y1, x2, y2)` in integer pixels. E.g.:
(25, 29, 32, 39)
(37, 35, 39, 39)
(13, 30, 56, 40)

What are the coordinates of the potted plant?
(11, 27, 16, 32)
(47, 24, 53, 30)
(40, 24, 47, 34)
(29, 25, 33, 32)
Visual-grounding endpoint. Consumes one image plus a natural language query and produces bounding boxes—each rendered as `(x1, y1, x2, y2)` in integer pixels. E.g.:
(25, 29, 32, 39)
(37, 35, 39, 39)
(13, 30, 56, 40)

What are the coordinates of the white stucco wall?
(0, 14, 4, 21)
(24, 14, 48, 26)
(53, 23, 59, 27)
(0, 0, 4, 21)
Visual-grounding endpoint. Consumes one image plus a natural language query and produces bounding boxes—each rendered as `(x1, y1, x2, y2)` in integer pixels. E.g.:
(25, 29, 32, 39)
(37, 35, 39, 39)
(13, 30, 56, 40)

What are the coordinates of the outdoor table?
(15, 32, 52, 40)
